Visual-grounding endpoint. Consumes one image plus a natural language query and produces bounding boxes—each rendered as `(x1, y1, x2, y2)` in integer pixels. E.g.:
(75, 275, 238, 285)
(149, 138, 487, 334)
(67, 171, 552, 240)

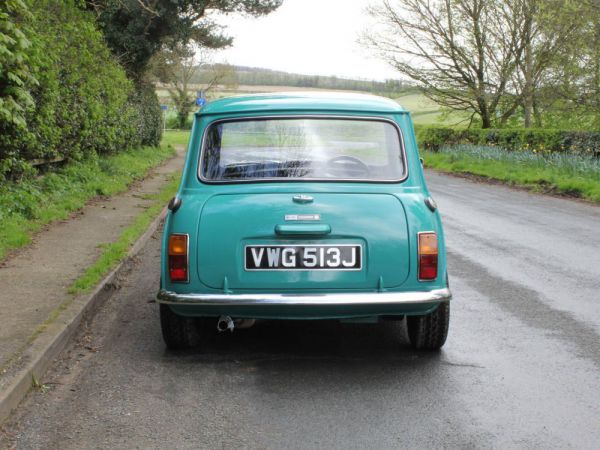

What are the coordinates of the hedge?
(0, 0, 162, 181)
(415, 126, 600, 157)
(130, 82, 163, 147)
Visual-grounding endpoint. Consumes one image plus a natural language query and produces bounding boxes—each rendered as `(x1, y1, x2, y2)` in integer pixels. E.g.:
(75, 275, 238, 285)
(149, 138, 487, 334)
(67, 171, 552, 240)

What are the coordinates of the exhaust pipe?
(217, 315, 235, 333)
(235, 318, 256, 330)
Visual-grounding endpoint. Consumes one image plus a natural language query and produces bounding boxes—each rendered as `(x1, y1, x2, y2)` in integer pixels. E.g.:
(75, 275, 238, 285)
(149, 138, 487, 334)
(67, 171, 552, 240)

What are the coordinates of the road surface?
(2, 172, 599, 449)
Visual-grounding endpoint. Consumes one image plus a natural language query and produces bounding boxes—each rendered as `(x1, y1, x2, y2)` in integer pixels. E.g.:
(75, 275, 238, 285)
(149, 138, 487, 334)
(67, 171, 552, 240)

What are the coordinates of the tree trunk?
(178, 111, 187, 129)
(521, 3, 536, 129)
(478, 96, 493, 129)
(481, 114, 492, 129)
(523, 41, 534, 128)
(533, 97, 542, 128)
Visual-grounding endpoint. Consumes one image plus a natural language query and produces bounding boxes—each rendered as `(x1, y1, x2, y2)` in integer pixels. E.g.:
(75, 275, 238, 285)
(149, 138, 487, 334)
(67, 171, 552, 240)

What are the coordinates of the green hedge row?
(415, 126, 600, 157)
(0, 0, 162, 181)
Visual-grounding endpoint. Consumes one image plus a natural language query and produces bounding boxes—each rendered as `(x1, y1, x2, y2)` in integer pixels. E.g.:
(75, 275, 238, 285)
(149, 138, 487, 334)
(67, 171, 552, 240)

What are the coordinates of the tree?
(84, 1, 280, 143)
(541, 0, 600, 128)
(364, 0, 596, 129)
(575, 1, 600, 127)
(509, 0, 581, 127)
(151, 46, 235, 128)
(85, 0, 282, 80)
(363, 0, 530, 128)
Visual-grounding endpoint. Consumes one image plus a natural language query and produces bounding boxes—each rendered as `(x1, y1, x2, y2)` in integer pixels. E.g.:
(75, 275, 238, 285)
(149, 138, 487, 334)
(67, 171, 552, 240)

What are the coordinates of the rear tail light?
(418, 232, 438, 281)
(168, 234, 188, 282)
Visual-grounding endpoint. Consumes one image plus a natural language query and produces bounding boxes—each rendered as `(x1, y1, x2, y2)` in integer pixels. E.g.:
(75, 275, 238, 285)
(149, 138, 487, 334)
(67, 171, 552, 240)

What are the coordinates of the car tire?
(407, 302, 449, 350)
(160, 304, 201, 350)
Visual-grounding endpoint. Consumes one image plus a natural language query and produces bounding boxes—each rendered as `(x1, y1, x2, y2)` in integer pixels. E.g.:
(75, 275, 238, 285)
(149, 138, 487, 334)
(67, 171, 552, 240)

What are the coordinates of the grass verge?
(422, 144, 600, 202)
(0, 145, 176, 261)
(0, 148, 180, 374)
(68, 174, 179, 294)
(0, 174, 178, 375)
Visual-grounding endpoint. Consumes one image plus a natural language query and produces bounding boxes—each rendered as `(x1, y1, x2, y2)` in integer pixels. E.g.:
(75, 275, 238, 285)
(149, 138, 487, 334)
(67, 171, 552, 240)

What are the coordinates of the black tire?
(407, 302, 450, 350)
(160, 304, 201, 350)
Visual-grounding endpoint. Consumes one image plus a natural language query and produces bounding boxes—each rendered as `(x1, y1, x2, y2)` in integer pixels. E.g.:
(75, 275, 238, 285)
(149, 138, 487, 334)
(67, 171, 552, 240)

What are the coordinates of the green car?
(157, 92, 451, 350)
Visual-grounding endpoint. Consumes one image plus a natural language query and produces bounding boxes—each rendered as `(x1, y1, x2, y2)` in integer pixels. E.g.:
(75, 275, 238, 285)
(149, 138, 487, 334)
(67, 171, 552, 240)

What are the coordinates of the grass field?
(394, 93, 468, 125)
(157, 84, 461, 127)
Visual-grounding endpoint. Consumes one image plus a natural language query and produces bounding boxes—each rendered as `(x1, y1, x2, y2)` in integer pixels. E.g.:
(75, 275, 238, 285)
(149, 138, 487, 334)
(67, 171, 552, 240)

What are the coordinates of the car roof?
(198, 91, 408, 116)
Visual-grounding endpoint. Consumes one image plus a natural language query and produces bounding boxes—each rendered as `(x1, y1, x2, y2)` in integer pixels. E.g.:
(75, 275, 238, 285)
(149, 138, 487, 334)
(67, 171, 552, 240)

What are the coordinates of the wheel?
(407, 302, 449, 350)
(160, 304, 201, 350)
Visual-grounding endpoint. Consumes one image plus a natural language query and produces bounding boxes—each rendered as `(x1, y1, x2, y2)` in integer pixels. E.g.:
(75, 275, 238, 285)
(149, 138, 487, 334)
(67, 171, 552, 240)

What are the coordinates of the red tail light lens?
(168, 234, 188, 282)
(418, 232, 438, 281)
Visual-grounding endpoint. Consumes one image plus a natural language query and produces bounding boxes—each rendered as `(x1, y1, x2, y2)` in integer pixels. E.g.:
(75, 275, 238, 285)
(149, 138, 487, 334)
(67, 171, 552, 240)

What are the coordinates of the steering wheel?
(324, 155, 370, 178)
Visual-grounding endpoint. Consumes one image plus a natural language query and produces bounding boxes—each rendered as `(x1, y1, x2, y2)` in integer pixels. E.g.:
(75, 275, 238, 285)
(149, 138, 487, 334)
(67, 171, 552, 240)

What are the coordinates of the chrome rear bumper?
(156, 288, 451, 307)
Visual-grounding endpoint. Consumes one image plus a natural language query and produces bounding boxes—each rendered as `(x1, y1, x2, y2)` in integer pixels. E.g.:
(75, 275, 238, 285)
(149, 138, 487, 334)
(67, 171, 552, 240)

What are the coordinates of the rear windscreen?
(199, 117, 405, 182)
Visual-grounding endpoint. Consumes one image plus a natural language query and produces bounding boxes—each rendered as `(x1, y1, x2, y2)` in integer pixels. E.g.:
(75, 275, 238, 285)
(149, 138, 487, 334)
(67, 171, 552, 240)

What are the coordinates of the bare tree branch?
(362, 0, 543, 127)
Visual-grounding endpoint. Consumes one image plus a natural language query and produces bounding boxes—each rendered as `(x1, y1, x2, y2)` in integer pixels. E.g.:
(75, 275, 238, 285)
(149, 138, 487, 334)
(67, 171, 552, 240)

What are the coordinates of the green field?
(394, 93, 467, 125)
(157, 85, 462, 128)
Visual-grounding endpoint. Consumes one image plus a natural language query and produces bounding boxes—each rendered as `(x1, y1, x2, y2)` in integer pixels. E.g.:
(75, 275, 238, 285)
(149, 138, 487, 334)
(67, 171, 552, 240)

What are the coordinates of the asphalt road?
(2, 172, 599, 449)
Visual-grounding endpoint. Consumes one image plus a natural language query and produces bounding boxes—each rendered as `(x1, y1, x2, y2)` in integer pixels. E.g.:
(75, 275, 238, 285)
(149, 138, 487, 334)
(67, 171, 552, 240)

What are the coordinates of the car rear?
(157, 93, 451, 350)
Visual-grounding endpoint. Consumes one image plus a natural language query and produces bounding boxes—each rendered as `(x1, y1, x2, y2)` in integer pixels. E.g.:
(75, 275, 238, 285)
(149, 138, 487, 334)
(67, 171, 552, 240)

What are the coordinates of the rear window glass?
(199, 118, 405, 182)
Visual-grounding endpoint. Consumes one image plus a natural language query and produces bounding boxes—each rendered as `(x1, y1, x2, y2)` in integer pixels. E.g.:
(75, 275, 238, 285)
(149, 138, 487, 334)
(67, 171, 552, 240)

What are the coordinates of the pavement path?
(0, 146, 185, 388)
(1, 171, 599, 449)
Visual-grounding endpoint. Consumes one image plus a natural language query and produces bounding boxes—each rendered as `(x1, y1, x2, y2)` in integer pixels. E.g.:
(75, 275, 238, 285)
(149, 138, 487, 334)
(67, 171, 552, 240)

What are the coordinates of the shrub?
(0, 0, 38, 177)
(165, 110, 193, 130)
(129, 82, 163, 147)
(0, 1, 163, 181)
(0, 0, 37, 129)
(415, 126, 600, 157)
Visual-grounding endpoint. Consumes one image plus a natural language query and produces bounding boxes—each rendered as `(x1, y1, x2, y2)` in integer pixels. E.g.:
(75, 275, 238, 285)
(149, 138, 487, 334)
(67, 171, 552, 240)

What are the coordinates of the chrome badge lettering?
(284, 214, 321, 221)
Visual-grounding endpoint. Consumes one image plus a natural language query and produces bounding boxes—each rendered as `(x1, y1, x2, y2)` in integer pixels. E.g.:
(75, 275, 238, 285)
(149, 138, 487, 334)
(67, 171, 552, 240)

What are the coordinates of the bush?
(0, 0, 37, 127)
(415, 126, 600, 157)
(129, 82, 163, 147)
(0, 0, 38, 177)
(165, 110, 193, 130)
(0, 1, 163, 181)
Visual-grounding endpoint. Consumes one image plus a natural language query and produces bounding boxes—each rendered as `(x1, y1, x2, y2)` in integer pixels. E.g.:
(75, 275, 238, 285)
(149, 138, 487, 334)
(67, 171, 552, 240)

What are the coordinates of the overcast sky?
(212, 0, 398, 81)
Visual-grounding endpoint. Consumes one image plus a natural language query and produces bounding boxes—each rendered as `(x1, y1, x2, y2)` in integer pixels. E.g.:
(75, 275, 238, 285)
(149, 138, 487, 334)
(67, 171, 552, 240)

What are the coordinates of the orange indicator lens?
(169, 234, 188, 255)
(168, 234, 188, 282)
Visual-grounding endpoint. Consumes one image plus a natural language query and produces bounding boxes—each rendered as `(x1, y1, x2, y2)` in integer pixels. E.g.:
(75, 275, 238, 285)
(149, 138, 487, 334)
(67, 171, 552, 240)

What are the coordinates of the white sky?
(212, 0, 399, 81)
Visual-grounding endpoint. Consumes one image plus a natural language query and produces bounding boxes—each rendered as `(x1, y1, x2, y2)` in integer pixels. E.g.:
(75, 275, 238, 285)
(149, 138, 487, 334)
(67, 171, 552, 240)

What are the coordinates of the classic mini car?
(157, 92, 451, 350)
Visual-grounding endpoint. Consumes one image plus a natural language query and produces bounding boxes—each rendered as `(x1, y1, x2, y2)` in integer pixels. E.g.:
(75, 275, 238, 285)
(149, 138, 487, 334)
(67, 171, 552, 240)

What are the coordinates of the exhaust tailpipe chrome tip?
(217, 315, 235, 333)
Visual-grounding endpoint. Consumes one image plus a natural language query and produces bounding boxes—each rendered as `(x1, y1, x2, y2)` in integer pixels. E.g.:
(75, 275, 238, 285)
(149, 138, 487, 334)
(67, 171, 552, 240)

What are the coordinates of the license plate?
(245, 245, 362, 271)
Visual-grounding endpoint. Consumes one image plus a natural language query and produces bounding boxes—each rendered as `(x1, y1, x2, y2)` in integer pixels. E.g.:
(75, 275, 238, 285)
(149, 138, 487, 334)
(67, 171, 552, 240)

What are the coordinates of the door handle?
(293, 195, 314, 204)
(274, 224, 331, 236)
